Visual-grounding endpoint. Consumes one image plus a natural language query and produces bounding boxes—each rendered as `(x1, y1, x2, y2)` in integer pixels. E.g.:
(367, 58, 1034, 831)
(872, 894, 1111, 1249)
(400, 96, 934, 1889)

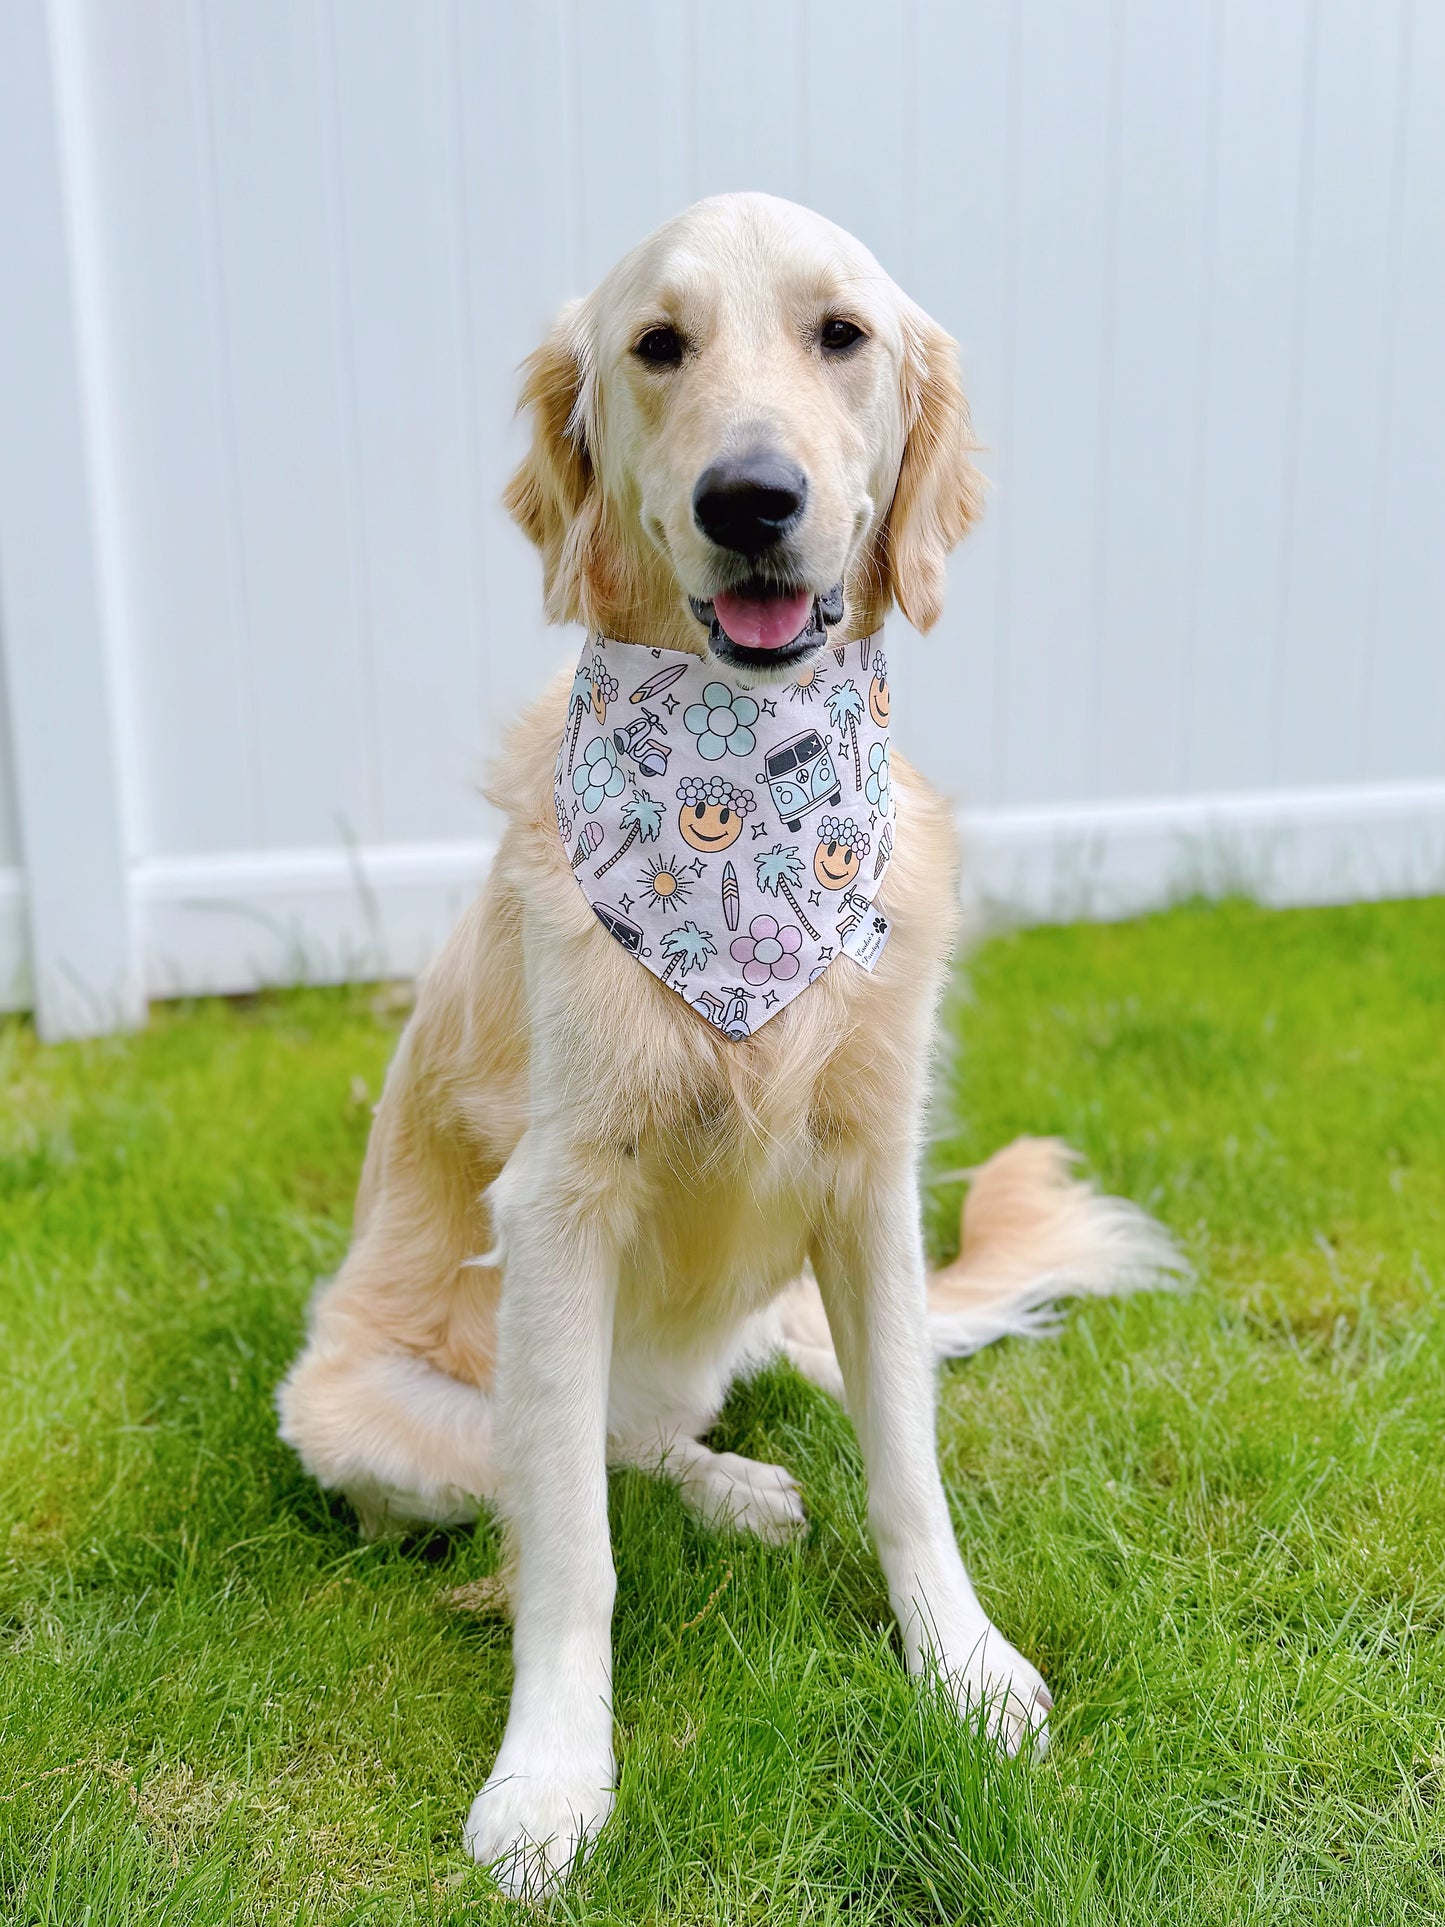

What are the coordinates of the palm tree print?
(565, 667, 594, 777)
(592, 789, 664, 875)
(826, 680, 866, 790)
(659, 920, 717, 985)
(755, 844, 820, 939)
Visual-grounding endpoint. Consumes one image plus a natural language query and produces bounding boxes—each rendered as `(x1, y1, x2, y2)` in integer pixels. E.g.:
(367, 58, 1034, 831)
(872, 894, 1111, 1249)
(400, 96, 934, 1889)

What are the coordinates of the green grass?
(3, 897, 1444, 1924)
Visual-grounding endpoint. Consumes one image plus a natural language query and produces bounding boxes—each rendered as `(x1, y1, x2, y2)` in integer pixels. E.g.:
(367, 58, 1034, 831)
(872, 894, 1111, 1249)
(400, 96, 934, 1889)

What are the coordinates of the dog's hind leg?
(277, 1340, 495, 1537)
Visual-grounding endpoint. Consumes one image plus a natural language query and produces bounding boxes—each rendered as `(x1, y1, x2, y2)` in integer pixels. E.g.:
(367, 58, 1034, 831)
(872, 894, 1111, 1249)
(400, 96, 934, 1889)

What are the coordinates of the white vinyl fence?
(1, 0, 1442, 1038)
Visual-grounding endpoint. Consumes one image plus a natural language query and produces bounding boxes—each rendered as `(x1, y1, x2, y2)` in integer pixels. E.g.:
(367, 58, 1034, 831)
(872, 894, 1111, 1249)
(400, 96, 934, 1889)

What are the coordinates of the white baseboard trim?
(132, 839, 496, 1001)
(962, 779, 1445, 924)
(3, 782, 1443, 1016)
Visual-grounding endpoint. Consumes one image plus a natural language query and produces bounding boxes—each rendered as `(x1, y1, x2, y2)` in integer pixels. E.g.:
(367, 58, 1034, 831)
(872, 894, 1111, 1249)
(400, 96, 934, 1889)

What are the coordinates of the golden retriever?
(277, 193, 1176, 1896)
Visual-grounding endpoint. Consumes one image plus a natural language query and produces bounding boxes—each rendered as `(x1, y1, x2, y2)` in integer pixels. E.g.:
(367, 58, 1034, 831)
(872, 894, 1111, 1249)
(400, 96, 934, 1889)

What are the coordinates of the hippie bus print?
(760, 728, 842, 833)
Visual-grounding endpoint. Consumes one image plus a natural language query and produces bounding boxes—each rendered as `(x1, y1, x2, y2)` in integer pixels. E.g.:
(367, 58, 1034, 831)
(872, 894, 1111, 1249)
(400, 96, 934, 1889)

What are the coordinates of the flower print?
(729, 913, 802, 987)
(682, 682, 760, 760)
(865, 739, 892, 816)
(572, 735, 627, 811)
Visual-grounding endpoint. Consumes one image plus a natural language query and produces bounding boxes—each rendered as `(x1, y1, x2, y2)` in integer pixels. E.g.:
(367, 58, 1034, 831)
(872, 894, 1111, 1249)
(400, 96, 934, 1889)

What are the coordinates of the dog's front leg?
(463, 1128, 629, 1895)
(814, 1155, 1052, 1756)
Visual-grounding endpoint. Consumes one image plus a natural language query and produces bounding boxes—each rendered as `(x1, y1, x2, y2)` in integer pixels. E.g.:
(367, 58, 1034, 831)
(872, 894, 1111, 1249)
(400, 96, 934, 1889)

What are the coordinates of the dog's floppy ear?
(504, 301, 597, 623)
(881, 310, 984, 633)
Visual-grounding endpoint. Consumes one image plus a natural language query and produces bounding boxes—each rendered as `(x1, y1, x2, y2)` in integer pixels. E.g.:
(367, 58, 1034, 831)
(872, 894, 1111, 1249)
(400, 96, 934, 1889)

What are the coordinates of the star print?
(619, 893, 634, 913)
(868, 809, 877, 829)
(684, 857, 706, 878)
(760, 698, 777, 717)
(570, 802, 580, 826)
(750, 822, 769, 841)
(807, 889, 822, 906)
(662, 693, 678, 714)
(763, 989, 779, 1009)
(818, 944, 834, 960)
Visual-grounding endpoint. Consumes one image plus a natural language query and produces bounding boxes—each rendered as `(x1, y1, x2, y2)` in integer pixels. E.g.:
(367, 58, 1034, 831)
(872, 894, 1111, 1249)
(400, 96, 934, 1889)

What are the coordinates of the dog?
(277, 193, 1178, 1896)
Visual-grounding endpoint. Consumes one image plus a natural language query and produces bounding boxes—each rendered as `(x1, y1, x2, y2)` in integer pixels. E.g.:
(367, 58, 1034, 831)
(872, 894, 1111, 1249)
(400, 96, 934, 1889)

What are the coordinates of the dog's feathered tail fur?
(922, 1135, 1185, 1357)
(777, 1136, 1182, 1383)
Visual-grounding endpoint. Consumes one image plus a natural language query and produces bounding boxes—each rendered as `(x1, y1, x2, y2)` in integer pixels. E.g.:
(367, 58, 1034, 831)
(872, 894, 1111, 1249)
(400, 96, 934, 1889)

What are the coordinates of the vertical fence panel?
(1273, 0, 1407, 789)
(1092, 0, 1214, 802)
(326, 0, 483, 845)
(0, 0, 141, 1037)
(998, 0, 1118, 806)
(64, 0, 257, 863)
(1184, 0, 1314, 793)
(453, 0, 578, 739)
(198, 0, 375, 850)
(689, 0, 807, 205)
(1362, 0, 1445, 786)
(908, 0, 1014, 809)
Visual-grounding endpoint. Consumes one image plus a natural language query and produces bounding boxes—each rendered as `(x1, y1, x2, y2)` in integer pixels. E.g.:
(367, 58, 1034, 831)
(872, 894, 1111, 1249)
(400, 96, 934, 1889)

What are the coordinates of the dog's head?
(507, 193, 982, 677)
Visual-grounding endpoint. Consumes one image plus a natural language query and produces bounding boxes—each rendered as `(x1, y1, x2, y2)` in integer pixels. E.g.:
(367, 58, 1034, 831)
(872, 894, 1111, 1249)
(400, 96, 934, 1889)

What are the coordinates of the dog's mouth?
(688, 581, 845, 673)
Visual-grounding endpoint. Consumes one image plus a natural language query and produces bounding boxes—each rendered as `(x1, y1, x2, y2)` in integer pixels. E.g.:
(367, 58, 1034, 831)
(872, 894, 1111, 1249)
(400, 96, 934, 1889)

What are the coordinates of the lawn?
(2, 897, 1444, 1925)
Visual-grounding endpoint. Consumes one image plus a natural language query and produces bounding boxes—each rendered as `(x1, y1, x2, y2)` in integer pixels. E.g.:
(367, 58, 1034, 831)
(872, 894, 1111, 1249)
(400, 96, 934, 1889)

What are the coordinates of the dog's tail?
(923, 1136, 1184, 1359)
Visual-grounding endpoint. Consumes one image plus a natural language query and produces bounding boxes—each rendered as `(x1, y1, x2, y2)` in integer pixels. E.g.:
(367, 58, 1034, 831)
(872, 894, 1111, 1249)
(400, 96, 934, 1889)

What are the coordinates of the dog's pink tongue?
(712, 588, 812, 650)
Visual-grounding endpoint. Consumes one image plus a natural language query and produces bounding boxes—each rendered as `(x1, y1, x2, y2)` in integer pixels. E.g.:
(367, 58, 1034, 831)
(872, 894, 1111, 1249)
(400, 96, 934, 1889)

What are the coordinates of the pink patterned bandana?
(554, 632, 895, 1041)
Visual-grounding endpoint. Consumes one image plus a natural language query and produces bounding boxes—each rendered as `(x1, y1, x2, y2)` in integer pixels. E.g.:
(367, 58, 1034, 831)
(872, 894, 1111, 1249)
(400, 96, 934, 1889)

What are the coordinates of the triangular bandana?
(553, 631, 896, 1041)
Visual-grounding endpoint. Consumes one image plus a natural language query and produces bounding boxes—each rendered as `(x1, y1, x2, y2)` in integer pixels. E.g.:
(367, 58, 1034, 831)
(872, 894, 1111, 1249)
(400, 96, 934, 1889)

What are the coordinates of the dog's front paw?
(935, 1621, 1052, 1759)
(682, 1449, 808, 1544)
(463, 1756, 615, 1897)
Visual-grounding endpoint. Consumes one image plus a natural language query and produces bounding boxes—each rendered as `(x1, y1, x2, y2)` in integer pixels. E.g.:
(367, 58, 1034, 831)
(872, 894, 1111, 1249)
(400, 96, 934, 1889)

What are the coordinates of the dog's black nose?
(692, 454, 807, 555)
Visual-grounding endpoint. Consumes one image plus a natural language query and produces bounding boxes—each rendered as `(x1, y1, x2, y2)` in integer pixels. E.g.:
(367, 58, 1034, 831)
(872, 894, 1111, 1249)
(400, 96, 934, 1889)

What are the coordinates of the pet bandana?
(554, 631, 896, 1041)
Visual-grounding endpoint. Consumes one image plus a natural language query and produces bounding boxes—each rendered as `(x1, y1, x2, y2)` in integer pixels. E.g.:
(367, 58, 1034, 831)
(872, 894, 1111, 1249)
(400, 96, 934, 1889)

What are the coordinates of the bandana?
(553, 631, 896, 1041)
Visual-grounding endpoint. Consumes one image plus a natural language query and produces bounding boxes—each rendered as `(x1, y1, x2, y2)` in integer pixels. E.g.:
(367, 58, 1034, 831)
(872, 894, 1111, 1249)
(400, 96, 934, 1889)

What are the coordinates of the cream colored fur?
(276, 194, 1179, 1897)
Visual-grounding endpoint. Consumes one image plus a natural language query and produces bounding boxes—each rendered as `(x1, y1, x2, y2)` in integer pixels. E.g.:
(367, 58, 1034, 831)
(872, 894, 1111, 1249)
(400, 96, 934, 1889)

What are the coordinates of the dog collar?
(553, 630, 895, 1041)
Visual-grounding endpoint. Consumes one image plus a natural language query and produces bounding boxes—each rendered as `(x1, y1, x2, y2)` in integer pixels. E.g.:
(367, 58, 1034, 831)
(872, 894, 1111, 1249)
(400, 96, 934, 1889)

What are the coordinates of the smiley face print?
(868, 651, 890, 728)
(812, 814, 871, 890)
(676, 772, 756, 853)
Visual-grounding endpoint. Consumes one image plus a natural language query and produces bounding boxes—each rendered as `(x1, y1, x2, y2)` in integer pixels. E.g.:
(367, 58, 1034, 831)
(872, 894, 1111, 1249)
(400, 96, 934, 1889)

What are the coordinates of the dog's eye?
(820, 319, 865, 354)
(634, 325, 684, 366)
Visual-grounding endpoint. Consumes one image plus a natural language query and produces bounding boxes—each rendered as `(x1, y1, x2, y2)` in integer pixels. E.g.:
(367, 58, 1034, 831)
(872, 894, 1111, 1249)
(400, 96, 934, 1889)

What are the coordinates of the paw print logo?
(729, 913, 802, 986)
(572, 736, 627, 811)
(683, 682, 759, 761)
(865, 740, 892, 817)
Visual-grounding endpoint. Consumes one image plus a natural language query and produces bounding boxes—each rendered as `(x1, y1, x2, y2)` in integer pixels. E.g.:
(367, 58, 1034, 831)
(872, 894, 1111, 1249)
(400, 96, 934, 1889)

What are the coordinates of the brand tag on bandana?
(554, 631, 896, 1042)
(838, 893, 891, 972)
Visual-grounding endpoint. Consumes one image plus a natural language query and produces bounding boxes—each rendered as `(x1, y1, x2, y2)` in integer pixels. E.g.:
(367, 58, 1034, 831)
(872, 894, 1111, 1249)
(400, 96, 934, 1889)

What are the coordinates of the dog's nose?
(692, 454, 807, 556)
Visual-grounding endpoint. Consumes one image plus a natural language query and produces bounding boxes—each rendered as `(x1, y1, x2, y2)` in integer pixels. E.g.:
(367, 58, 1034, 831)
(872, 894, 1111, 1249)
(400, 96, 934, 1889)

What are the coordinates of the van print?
(760, 728, 843, 833)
